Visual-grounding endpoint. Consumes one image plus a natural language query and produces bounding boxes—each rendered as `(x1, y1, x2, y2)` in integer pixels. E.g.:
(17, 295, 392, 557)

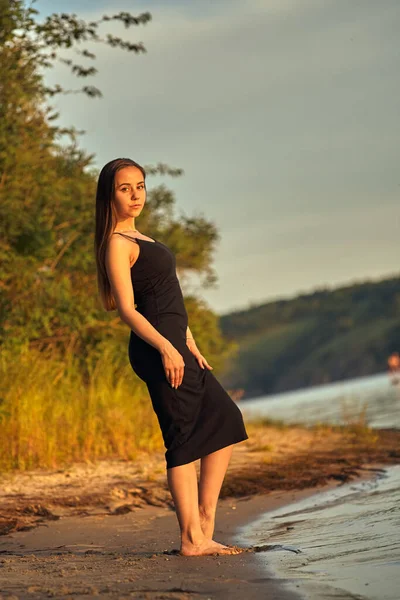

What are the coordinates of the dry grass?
(1, 348, 399, 537)
(1, 415, 399, 537)
(0, 347, 163, 472)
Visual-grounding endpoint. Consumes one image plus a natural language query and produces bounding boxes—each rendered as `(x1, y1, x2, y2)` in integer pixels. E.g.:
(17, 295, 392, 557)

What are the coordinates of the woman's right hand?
(160, 342, 185, 388)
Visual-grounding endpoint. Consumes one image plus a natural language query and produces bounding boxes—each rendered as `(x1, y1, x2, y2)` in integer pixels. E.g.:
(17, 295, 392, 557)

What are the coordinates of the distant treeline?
(219, 276, 400, 399)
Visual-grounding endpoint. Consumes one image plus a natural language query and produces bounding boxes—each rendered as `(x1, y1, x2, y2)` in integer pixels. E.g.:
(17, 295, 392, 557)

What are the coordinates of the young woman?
(95, 157, 248, 556)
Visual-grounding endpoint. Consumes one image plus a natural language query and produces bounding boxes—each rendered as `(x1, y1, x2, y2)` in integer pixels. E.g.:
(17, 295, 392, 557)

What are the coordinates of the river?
(237, 372, 400, 600)
(241, 371, 400, 429)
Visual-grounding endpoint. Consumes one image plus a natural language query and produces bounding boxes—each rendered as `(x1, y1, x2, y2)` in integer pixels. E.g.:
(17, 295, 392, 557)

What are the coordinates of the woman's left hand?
(186, 339, 213, 370)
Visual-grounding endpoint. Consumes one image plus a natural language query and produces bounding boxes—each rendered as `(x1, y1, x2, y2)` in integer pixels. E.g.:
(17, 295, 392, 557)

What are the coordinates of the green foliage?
(220, 277, 400, 397)
(183, 295, 237, 372)
(0, 0, 240, 473)
(0, 0, 151, 100)
(0, 0, 236, 371)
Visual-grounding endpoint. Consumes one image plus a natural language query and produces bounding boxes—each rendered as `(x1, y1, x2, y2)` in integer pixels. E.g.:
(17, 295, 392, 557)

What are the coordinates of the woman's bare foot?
(180, 538, 244, 557)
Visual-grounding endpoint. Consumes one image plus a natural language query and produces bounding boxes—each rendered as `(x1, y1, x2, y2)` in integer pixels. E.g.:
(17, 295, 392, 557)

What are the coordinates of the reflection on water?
(238, 466, 400, 600)
(242, 372, 400, 429)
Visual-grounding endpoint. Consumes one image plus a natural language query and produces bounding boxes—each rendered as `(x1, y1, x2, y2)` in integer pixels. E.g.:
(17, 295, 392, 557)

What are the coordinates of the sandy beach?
(1, 477, 382, 600)
(1, 422, 399, 598)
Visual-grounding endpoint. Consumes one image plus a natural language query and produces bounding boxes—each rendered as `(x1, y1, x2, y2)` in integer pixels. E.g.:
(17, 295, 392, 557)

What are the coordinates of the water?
(241, 372, 400, 429)
(237, 466, 400, 600)
(237, 373, 400, 599)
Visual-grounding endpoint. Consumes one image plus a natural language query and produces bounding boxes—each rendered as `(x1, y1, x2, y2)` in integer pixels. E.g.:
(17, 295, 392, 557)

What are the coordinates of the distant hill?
(218, 275, 400, 399)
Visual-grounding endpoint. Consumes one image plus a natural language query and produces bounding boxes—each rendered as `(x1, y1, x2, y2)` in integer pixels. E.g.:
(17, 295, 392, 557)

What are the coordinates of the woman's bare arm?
(105, 236, 185, 388)
(106, 235, 170, 353)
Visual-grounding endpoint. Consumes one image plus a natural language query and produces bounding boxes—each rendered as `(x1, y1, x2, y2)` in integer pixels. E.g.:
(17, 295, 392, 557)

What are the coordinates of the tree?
(0, 0, 235, 372)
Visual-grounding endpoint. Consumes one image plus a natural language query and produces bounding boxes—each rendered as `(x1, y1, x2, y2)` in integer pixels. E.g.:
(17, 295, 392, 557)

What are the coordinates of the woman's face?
(113, 166, 146, 220)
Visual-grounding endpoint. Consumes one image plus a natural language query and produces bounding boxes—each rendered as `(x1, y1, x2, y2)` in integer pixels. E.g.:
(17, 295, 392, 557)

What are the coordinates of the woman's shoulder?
(106, 232, 140, 267)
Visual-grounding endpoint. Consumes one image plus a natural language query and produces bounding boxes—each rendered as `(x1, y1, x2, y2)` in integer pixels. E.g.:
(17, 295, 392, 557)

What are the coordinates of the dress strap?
(113, 232, 139, 243)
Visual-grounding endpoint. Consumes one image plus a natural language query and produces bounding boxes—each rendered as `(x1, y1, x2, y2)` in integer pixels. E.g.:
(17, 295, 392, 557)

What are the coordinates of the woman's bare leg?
(167, 462, 203, 551)
(167, 460, 241, 556)
(198, 445, 234, 539)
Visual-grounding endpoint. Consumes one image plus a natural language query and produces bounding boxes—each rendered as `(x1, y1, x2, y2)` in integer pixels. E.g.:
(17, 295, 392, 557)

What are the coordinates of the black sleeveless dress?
(114, 232, 248, 469)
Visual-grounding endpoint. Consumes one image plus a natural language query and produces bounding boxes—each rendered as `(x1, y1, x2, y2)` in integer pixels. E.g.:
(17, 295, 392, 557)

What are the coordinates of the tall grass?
(0, 347, 162, 473)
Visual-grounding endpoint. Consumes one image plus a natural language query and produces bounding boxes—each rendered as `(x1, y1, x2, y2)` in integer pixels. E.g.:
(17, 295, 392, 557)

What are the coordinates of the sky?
(38, 0, 400, 315)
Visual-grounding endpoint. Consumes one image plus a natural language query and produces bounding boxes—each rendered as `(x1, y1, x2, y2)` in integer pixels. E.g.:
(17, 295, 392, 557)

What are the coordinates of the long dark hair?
(95, 157, 146, 311)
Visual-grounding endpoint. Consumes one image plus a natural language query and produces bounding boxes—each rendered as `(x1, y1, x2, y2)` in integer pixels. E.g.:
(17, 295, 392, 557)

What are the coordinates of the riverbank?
(0, 467, 385, 600)
(1, 422, 399, 598)
(1, 421, 399, 537)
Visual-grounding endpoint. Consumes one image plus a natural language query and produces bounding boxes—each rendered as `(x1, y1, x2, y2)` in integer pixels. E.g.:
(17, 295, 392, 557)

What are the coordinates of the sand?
(1, 423, 399, 599)
(0, 484, 359, 600)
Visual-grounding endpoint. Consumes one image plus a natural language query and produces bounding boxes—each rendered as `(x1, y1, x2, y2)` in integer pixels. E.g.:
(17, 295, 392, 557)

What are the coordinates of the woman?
(95, 157, 248, 556)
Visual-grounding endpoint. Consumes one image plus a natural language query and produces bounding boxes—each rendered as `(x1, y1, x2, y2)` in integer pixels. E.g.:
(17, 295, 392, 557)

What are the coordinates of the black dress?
(114, 232, 248, 469)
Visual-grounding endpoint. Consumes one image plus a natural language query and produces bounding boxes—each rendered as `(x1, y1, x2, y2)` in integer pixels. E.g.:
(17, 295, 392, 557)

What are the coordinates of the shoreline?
(237, 464, 400, 600)
(0, 463, 387, 599)
(1, 417, 398, 599)
(1, 422, 400, 538)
